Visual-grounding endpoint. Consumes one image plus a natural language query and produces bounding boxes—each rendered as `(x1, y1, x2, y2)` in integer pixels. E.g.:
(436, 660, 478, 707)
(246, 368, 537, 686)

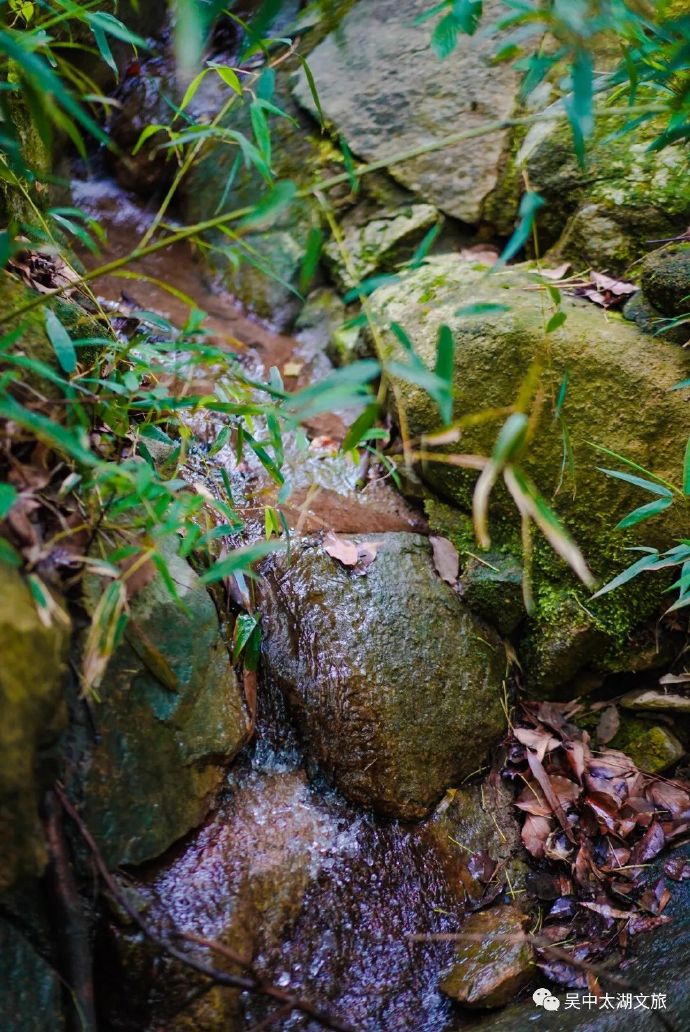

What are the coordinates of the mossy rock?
(0, 565, 70, 892)
(640, 243, 690, 318)
(70, 542, 251, 867)
(623, 289, 690, 345)
(260, 533, 507, 818)
(518, 113, 690, 273)
(0, 272, 107, 393)
(371, 257, 690, 692)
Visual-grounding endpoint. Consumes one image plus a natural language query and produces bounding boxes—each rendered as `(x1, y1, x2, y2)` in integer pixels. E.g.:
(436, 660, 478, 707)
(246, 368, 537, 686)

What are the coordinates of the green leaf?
(0, 482, 18, 519)
(455, 302, 510, 317)
(342, 402, 380, 452)
(233, 612, 259, 663)
(407, 220, 443, 269)
(213, 65, 243, 95)
(239, 180, 296, 230)
(296, 55, 325, 128)
(496, 191, 545, 267)
(567, 47, 594, 166)
(598, 468, 673, 497)
(201, 539, 286, 584)
(44, 309, 77, 374)
(492, 412, 528, 465)
(299, 226, 324, 294)
(179, 68, 209, 111)
(546, 310, 567, 333)
(435, 324, 454, 385)
(616, 496, 673, 529)
(172, 0, 206, 74)
(591, 552, 661, 599)
(86, 11, 148, 47)
(431, 13, 458, 59)
(452, 0, 483, 34)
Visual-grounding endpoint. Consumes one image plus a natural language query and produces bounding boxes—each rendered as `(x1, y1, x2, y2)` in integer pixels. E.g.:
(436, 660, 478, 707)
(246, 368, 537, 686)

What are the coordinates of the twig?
(54, 786, 354, 1032)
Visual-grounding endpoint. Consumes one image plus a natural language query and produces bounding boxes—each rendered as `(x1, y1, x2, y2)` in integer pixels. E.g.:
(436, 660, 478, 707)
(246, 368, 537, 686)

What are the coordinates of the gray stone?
(323, 204, 442, 290)
(73, 543, 251, 867)
(292, 0, 518, 226)
(260, 533, 506, 818)
(0, 919, 64, 1032)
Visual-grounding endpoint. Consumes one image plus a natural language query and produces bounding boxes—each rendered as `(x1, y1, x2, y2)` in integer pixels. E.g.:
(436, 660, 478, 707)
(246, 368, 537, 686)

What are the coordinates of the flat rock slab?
(260, 533, 506, 819)
(292, 0, 517, 224)
(440, 905, 534, 1008)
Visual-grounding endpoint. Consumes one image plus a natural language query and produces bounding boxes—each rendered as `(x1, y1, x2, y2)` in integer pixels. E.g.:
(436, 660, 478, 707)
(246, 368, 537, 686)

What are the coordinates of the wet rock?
(322, 204, 442, 291)
(470, 843, 690, 1031)
(260, 533, 506, 818)
(98, 761, 471, 1032)
(621, 688, 690, 714)
(72, 542, 250, 867)
(370, 256, 690, 691)
(622, 289, 690, 346)
(640, 243, 690, 318)
(521, 115, 690, 273)
(182, 59, 324, 329)
(0, 563, 70, 892)
(292, 0, 518, 228)
(294, 287, 365, 367)
(460, 552, 525, 636)
(0, 918, 64, 1032)
(107, 56, 178, 193)
(439, 905, 534, 1008)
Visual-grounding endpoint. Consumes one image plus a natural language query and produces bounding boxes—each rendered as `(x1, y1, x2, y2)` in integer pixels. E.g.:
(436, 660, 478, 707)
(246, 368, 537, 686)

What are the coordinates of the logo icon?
(533, 988, 561, 1011)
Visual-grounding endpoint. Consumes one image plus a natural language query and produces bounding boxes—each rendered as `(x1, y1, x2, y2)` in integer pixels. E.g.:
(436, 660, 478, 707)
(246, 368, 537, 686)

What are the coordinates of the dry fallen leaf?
(596, 705, 620, 745)
(323, 531, 359, 566)
(541, 262, 571, 280)
(429, 535, 459, 585)
(283, 361, 303, 378)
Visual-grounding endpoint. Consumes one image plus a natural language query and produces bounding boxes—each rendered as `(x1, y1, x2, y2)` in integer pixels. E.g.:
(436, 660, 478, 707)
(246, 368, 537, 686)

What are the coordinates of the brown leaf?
(355, 540, 384, 571)
(323, 531, 359, 567)
(590, 271, 636, 296)
(515, 781, 551, 817)
(526, 749, 576, 840)
(429, 535, 459, 585)
(541, 261, 572, 280)
(648, 780, 690, 819)
(580, 901, 632, 921)
(630, 821, 666, 865)
(596, 705, 620, 745)
(514, 726, 560, 761)
(628, 913, 671, 935)
(521, 814, 552, 858)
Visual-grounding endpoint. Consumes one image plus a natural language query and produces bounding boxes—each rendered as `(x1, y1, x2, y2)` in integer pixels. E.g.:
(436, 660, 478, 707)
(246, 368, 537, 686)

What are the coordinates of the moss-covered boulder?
(520, 116, 690, 273)
(640, 243, 690, 318)
(260, 533, 506, 818)
(370, 257, 690, 691)
(0, 565, 70, 892)
(292, 0, 519, 230)
(0, 918, 64, 1032)
(71, 546, 251, 867)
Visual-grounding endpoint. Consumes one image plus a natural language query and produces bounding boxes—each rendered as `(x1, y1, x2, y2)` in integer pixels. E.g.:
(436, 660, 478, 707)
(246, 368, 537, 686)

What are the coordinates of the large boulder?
(70, 545, 251, 867)
(260, 533, 506, 818)
(370, 257, 690, 691)
(0, 564, 70, 892)
(292, 0, 519, 231)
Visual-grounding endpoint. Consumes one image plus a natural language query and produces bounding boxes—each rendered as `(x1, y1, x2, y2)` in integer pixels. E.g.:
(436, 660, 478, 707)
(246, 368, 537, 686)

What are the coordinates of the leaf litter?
(504, 700, 690, 986)
(322, 530, 383, 575)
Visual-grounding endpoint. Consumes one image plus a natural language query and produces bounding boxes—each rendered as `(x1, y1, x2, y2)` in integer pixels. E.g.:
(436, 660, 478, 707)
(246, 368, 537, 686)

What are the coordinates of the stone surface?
(107, 55, 178, 193)
(0, 564, 70, 892)
(640, 243, 690, 318)
(618, 724, 685, 774)
(370, 256, 690, 689)
(0, 918, 64, 1032)
(73, 544, 250, 867)
(323, 204, 441, 290)
(622, 289, 690, 345)
(470, 843, 690, 1031)
(98, 761, 471, 1032)
(260, 533, 506, 818)
(439, 905, 534, 1008)
(460, 552, 525, 636)
(292, 0, 518, 227)
(521, 115, 690, 272)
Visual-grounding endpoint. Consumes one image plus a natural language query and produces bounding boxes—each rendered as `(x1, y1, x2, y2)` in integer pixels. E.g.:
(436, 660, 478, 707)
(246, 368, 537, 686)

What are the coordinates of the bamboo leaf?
(44, 309, 77, 374)
(616, 496, 673, 529)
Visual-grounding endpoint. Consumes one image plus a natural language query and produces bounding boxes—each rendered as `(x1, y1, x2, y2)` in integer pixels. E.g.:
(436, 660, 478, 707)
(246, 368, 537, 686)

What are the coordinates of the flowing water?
(77, 167, 482, 1032)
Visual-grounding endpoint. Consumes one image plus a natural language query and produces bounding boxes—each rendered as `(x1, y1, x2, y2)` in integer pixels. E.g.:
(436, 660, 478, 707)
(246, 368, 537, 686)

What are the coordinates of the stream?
(74, 168, 482, 1032)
